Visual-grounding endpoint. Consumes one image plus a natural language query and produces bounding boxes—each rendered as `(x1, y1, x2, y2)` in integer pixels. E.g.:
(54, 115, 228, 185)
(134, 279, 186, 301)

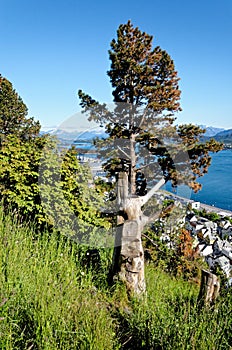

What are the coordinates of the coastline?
(159, 189, 232, 217)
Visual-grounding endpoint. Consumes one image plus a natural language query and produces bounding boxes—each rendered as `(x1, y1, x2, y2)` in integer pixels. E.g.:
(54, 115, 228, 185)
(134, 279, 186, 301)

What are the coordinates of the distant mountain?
(198, 125, 232, 144)
(199, 125, 225, 137)
(40, 128, 82, 142)
(40, 126, 107, 147)
(41, 125, 232, 144)
(40, 127, 57, 135)
(74, 129, 107, 141)
(213, 129, 232, 142)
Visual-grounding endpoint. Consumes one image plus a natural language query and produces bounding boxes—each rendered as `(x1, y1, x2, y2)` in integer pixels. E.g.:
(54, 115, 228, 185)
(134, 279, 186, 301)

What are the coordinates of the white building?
(191, 201, 201, 210)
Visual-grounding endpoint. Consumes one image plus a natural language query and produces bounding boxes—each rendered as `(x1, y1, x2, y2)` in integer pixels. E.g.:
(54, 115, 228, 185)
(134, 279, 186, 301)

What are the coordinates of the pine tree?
(78, 21, 223, 294)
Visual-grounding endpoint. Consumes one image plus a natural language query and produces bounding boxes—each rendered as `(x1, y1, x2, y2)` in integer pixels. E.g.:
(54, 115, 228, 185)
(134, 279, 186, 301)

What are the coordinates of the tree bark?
(198, 269, 220, 307)
(119, 219, 146, 294)
(110, 171, 166, 295)
(129, 134, 136, 195)
(110, 211, 146, 294)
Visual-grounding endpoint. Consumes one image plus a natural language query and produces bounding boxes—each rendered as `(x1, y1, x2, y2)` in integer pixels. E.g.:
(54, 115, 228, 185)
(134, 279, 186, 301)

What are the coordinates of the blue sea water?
(165, 150, 232, 211)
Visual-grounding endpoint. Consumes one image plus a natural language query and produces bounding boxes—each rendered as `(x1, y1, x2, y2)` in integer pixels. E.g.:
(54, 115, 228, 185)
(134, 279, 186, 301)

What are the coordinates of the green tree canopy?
(78, 21, 223, 195)
(0, 75, 108, 237)
(0, 75, 40, 141)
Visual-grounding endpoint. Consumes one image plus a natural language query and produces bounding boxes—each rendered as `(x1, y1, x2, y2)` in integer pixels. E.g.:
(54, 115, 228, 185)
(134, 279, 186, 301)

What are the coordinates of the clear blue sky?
(1, 0, 232, 129)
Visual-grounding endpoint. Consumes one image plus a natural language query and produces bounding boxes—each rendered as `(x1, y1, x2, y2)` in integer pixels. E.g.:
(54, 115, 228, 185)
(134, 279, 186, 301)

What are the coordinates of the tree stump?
(198, 269, 220, 307)
(110, 171, 156, 295)
(119, 220, 146, 294)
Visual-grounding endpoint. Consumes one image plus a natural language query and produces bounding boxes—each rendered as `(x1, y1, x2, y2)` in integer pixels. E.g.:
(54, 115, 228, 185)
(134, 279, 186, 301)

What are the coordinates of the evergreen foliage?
(78, 21, 223, 195)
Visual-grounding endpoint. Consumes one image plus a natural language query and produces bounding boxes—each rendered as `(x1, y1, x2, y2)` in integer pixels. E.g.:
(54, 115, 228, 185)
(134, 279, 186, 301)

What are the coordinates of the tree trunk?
(119, 220, 146, 294)
(110, 172, 165, 295)
(198, 269, 220, 307)
(110, 171, 146, 295)
(129, 134, 136, 195)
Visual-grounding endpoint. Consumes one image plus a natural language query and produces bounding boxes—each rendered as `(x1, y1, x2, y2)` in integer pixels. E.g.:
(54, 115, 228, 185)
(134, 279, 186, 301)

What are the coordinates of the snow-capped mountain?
(40, 127, 58, 135)
(199, 125, 225, 137)
(41, 124, 231, 143)
(40, 126, 107, 144)
(74, 129, 107, 141)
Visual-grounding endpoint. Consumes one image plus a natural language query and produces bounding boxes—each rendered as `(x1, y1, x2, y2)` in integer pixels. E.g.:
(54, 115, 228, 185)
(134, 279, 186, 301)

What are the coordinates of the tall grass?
(118, 267, 232, 349)
(0, 207, 231, 349)
(0, 208, 118, 349)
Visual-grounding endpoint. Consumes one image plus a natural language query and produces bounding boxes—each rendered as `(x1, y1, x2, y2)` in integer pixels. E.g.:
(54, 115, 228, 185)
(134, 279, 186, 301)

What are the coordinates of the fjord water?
(191, 149, 232, 210)
(166, 150, 232, 211)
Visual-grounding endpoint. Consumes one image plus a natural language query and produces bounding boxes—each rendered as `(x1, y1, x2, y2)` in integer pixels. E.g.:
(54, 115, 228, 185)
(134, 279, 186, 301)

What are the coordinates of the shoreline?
(159, 189, 232, 217)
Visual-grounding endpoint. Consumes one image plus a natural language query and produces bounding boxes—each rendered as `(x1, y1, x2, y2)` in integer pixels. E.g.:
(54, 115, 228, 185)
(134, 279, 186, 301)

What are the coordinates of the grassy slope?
(0, 208, 231, 349)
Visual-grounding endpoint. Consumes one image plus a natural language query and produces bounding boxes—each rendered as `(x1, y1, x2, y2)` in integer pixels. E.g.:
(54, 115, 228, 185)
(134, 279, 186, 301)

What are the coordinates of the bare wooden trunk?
(111, 171, 165, 295)
(110, 172, 146, 295)
(129, 134, 136, 195)
(116, 220, 145, 294)
(198, 269, 220, 306)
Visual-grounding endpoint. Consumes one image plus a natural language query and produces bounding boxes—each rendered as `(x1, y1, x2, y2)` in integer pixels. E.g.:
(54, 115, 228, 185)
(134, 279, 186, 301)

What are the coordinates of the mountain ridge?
(41, 125, 232, 143)
(199, 125, 225, 137)
(212, 129, 232, 142)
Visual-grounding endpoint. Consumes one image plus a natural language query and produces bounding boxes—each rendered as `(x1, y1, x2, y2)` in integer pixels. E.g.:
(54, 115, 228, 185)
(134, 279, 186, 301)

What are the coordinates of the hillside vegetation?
(0, 207, 231, 350)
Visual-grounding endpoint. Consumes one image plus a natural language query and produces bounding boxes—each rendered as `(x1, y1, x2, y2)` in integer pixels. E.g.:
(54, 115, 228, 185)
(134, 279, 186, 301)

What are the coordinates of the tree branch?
(138, 107, 148, 129)
(140, 177, 166, 206)
(136, 163, 160, 174)
(142, 203, 174, 227)
(116, 145, 130, 160)
(142, 233, 165, 253)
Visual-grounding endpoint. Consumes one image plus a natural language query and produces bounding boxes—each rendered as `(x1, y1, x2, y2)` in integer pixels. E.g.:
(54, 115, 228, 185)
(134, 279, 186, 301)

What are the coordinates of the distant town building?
(191, 201, 201, 210)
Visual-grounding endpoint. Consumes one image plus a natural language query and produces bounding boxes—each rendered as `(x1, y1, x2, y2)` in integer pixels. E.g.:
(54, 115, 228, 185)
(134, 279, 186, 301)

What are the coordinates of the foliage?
(177, 125, 223, 192)
(61, 146, 111, 241)
(143, 205, 206, 283)
(0, 75, 40, 140)
(0, 132, 109, 237)
(162, 198, 175, 208)
(0, 75, 109, 237)
(61, 146, 107, 225)
(173, 228, 206, 281)
(0, 75, 47, 225)
(78, 21, 223, 196)
(192, 208, 221, 222)
(0, 134, 48, 222)
(107, 20, 181, 111)
(224, 216, 232, 225)
(37, 139, 111, 239)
